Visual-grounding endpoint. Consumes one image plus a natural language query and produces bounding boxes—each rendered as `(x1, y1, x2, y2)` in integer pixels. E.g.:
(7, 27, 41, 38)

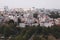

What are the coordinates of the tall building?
(4, 6, 9, 14)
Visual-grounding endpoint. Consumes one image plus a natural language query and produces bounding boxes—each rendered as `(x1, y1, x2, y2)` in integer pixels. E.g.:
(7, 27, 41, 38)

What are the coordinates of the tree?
(33, 12, 38, 19)
(51, 26, 60, 38)
(0, 22, 18, 40)
(7, 20, 14, 24)
(48, 11, 60, 26)
(18, 18, 21, 25)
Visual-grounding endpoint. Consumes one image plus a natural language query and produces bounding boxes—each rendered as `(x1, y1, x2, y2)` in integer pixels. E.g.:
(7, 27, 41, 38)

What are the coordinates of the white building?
(19, 23, 25, 28)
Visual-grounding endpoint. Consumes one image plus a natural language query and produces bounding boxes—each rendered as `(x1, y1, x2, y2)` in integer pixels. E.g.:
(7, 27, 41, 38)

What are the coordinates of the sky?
(0, 0, 60, 9)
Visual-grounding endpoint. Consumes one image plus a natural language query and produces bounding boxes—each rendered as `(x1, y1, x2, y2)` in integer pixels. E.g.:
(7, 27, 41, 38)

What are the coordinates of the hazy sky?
(0, 0, 60, 9)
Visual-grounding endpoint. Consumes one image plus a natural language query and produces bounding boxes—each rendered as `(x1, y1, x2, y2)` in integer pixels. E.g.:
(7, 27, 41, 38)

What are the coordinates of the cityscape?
(0, 0, 60, 40)
(0, 6, 60, 27)
(0, 6, 60, 40)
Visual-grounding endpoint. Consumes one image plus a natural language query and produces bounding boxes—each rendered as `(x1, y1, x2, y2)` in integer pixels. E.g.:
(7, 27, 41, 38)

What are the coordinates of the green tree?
(48, 11, 60, 25)
(33, 12, 38, 19)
